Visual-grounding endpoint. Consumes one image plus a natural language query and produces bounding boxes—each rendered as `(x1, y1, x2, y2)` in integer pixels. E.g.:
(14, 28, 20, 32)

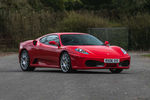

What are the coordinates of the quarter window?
(40, 37, 47, 43)
(40, 35, 59, 46)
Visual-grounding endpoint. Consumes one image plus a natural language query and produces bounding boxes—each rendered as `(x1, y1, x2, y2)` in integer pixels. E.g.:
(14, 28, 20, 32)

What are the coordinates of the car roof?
(48, 32, 87, 35)
(38, 32, 88, 40)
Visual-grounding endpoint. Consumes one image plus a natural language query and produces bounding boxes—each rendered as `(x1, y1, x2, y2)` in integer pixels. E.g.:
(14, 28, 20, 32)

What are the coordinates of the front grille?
(85, 60, 104, 67)
(119, 60, 130, 66)
(105, 63, 117, 67)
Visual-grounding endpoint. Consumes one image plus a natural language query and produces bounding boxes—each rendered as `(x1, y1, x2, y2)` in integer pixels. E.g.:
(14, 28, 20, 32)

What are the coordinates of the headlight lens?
(75, 48, 89, 54)
(121, 48, 127, 54)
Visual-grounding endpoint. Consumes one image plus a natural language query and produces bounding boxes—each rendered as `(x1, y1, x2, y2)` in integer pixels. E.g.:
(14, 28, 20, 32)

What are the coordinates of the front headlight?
(121, 48, 127, 54)
(75, 48, 89, 54)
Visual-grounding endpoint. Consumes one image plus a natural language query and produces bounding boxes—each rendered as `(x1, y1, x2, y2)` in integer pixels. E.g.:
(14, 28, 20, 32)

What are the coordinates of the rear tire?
(109, 69, 123, 73)
(20, 50, 35, 71)
(60, 52, 73, 73)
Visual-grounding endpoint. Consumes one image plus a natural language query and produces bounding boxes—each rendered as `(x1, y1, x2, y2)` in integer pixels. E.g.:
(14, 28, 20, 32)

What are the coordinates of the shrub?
(123, 14, 150, 50)
(56, 11, 118, 32)
(0, 9, 64, 49)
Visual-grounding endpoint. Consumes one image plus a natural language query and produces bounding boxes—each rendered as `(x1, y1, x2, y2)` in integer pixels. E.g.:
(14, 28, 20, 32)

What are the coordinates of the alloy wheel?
(60, 52, 72, 73)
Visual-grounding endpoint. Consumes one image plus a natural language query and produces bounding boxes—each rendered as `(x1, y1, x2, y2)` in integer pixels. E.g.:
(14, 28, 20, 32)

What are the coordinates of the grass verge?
(142, 54, 150, 57)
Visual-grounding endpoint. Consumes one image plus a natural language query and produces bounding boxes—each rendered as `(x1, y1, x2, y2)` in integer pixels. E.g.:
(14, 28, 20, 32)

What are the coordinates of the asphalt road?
(0, 53, 150, 100)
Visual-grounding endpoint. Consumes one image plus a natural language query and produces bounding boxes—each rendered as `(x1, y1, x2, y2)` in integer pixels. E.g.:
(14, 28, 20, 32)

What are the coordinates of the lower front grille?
(105, 63, 117, 67)
(85, 60, 104, 67)
(119, 60, 130, 66)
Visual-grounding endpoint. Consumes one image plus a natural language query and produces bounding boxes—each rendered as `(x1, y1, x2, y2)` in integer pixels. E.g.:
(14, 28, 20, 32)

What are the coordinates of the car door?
(38, 35, 60, 67)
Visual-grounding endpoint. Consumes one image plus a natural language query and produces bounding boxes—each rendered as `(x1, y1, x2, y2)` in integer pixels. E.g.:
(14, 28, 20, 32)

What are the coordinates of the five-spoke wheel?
(20, 50, 35, 71)
(60, 52, 73, 73)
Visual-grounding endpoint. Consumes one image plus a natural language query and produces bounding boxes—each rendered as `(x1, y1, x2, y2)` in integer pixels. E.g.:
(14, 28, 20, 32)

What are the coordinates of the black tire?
(20, 50, 35, 71)
(60, 52, 73, 73)
(109, 69, 123, 73)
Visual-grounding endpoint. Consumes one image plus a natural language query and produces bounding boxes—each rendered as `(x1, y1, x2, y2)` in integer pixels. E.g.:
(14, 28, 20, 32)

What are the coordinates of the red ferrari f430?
(19, 32, 130, 73)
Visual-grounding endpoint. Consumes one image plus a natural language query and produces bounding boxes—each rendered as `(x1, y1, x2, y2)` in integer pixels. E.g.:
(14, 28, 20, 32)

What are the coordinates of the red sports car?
(19, 32, 130, 73)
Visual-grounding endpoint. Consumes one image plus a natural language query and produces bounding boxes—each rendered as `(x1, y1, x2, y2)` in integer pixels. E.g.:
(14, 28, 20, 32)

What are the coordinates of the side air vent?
(33, 40, 37, 46)
(32, 58, 38, 64)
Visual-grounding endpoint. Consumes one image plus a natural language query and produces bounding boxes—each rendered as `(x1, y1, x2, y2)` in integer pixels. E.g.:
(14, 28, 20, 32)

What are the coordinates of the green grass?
(142, 54, 150, 57)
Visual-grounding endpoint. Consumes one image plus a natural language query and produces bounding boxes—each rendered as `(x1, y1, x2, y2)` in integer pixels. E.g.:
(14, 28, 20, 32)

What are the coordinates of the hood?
(66, 45, 125, 58)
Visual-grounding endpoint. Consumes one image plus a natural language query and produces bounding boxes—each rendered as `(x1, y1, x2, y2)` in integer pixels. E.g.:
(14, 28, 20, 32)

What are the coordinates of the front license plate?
(104, 59, 120, 63)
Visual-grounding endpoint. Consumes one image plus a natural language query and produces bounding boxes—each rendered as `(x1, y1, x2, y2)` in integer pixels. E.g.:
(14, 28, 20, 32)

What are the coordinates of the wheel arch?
(19, 48, 28, 61)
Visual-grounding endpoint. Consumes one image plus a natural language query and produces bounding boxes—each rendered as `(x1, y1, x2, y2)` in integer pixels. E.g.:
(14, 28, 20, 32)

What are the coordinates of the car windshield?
(60, 34, 104, 46)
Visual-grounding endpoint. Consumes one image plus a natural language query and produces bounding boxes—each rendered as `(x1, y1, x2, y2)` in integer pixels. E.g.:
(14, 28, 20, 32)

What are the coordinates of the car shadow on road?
(33, 69, 130, 74)
(0, 69, 130, 74)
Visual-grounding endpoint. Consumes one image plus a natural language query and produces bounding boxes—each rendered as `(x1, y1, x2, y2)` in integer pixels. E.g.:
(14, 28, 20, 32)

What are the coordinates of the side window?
(52, 35, 59, 43)
(41, 35, 59, 45)
(40, 36, 47, 43)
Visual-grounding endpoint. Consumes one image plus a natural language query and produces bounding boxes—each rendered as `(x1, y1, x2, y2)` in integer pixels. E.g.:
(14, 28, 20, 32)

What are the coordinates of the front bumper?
(70, 54, 130, 69)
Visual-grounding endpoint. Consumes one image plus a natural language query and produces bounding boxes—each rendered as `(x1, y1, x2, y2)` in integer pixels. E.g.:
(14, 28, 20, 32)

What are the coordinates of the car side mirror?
(33, 40, 37, 46)
(104, 41, 109, 46)
(49, 41, 59, 46)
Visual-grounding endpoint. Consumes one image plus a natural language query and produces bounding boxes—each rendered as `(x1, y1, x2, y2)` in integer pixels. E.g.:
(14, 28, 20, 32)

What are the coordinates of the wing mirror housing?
(49, 41, 59, 47)
(104, 41, 109, 46)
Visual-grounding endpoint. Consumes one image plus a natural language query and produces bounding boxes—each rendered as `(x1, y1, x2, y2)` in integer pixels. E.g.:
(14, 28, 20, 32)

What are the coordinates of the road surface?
(0, 52, 150, 100)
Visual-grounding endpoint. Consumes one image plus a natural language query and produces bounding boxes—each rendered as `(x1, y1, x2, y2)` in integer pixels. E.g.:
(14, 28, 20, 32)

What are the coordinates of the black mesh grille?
(85, 60, 104, 67)
(119, 60, 130, 66)
(105, 63, 117, 67)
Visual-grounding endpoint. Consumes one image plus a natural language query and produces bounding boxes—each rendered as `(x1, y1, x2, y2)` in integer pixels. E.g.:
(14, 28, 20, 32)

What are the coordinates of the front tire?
(20, 50, 35, 71)
(109, 69, 123, 73)
(60, 52, 73, 73)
